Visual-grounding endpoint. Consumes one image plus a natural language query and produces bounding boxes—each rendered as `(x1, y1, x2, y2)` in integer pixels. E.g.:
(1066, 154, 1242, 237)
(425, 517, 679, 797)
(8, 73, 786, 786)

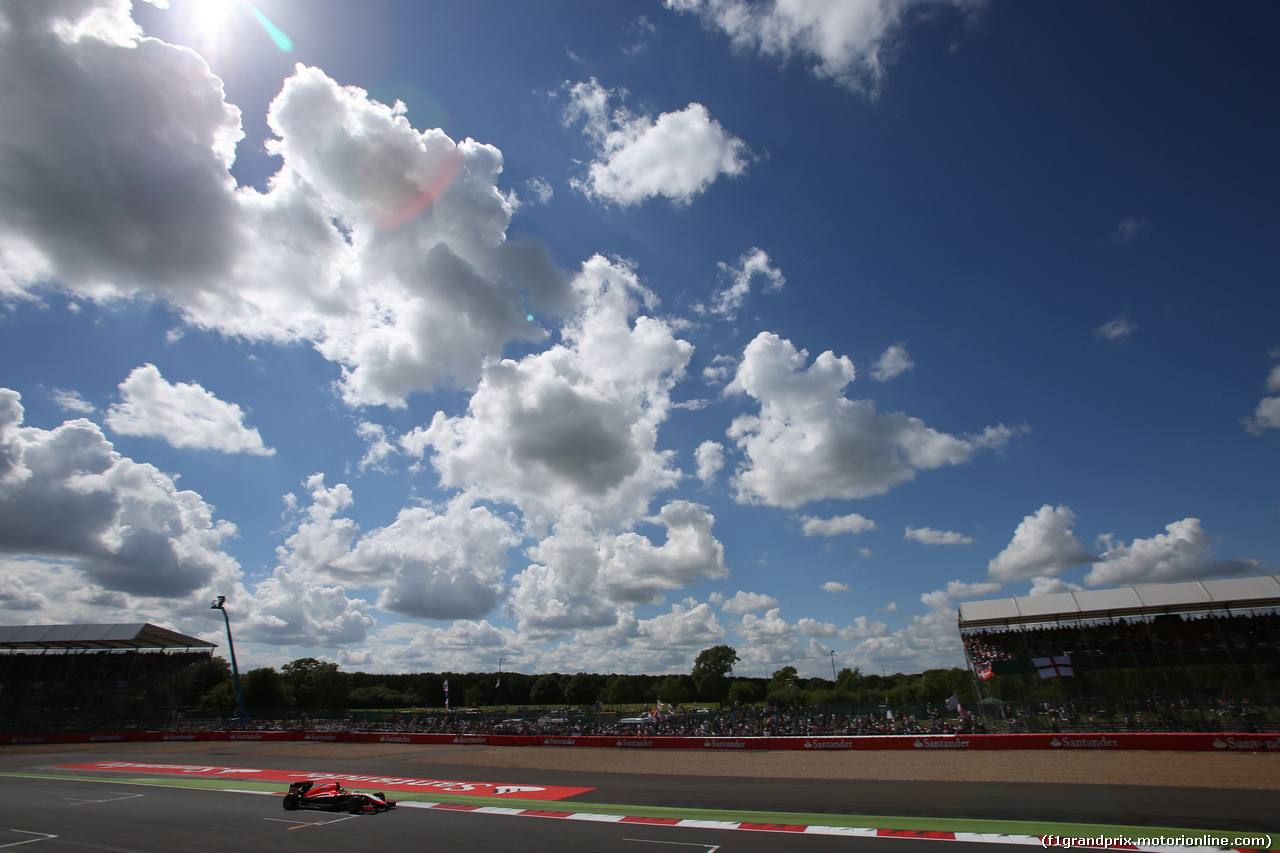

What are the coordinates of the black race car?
(282, 780, 397, 814)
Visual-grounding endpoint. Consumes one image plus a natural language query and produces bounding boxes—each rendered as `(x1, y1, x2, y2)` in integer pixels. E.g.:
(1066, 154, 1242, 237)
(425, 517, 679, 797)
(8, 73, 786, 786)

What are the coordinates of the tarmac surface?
(0, 741, 1275, 853)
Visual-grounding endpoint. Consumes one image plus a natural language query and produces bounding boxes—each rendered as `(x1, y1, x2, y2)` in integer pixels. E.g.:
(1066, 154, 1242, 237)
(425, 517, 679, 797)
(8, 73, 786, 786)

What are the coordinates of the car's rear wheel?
(282, 793, 300, 811)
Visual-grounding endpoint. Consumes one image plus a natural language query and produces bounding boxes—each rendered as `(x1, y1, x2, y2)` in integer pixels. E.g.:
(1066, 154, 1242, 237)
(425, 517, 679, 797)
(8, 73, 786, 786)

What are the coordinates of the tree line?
(174, 645, 982, 719)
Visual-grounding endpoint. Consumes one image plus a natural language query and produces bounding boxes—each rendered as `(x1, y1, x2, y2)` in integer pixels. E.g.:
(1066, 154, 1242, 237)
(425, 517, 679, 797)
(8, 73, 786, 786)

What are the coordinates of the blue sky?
(0, 0, 1276, 679)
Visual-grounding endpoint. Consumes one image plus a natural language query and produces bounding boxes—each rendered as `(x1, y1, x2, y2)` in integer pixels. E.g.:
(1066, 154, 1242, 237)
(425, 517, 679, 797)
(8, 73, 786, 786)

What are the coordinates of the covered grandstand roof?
(958, 575, 1280, 629)
(0, 623, 216, 651)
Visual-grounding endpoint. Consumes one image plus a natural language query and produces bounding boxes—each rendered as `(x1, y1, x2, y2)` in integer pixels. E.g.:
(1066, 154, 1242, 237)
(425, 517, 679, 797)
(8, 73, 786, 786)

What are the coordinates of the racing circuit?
(0, 740, 1275, 853)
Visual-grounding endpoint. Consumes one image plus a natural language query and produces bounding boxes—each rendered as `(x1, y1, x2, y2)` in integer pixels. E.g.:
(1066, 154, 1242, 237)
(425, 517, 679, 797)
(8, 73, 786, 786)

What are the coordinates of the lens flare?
(171, 1, 293, 57)
(249, 6, 293, 52)
(371, 146, 466, 231)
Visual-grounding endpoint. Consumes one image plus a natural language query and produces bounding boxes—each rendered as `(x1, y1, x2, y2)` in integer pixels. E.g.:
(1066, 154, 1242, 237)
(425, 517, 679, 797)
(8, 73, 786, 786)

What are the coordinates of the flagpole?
(496, 658, 504, 711)
(959, 618, 990, 731)
(967, 665, 989, 730)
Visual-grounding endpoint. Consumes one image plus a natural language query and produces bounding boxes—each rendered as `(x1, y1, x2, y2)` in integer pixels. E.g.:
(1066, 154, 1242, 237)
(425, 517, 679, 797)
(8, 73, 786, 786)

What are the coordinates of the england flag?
(1033, 655, 1074, 678)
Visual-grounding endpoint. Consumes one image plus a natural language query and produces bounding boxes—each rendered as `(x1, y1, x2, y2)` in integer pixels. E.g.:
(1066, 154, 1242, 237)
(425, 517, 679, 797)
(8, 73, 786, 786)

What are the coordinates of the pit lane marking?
(0, 831, 58, 849)
(622, 840, 721, 851)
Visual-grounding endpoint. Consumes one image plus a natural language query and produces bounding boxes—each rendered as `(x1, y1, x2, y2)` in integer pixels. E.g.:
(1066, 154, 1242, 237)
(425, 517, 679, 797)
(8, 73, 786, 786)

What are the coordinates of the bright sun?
(174, 0, 294, 54)
(185, 0, 237, 37)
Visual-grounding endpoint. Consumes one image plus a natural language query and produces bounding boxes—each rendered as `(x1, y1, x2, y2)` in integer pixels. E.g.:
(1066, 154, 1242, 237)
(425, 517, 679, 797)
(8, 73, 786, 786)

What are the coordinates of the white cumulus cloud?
(271, 475, 519, 623)
(987, 504, 1097, 582)
(0, 8, 574, 409)
(0, 389, 241, 599)
(51, 388, 94, 414)
(737, 607, 794, 646)
(871, 343, 914, 381)
(635, 600, 726, 648)
(1244, 360, 1280, 434)
(694, 440, 725, 485)
(405, 255, 692, 530)
(798, 615, 887, 641)
(725, 332, 1008, 507)
(919, 579, 1002, 612)
(564, 78, 751, 206)
(801, 513, 877, 536)
(666, 0, 974, 96)
(106, 364, 274, 455)
(712, 589, 780, 613)
(706, 247, 785, 319)
(510, 502, 729, 639)
(905, 526, 974, 545)
(1028, 576, 1083, 596)
(1085, 518, 1260, 587)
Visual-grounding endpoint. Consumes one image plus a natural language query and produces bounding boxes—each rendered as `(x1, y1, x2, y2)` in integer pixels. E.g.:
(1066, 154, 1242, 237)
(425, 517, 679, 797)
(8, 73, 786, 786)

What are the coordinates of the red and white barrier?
(3, 730, 1277, 751)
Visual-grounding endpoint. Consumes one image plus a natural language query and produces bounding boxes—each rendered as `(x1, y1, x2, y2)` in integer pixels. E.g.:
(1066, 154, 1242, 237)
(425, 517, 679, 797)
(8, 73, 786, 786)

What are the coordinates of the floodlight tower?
(210, 595, 249, 721)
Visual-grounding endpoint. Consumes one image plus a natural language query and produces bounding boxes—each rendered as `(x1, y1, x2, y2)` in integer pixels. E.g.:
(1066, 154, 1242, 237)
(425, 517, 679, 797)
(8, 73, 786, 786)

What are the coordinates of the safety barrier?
(2, 730, 1278, 751)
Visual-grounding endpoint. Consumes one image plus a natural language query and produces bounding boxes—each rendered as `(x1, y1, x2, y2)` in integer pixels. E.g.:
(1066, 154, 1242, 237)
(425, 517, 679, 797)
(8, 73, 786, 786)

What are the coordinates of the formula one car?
(282, 780, 396, 814)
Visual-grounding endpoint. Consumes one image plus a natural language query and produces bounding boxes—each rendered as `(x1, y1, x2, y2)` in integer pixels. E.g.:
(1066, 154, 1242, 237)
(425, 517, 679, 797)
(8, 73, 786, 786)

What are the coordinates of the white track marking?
(0, 831, 58, 849)
(65, 792, 145, 806)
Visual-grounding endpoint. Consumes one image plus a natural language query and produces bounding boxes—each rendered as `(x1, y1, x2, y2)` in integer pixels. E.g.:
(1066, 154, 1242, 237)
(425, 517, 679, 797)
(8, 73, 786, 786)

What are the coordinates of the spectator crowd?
(962, 611, 1279, 667)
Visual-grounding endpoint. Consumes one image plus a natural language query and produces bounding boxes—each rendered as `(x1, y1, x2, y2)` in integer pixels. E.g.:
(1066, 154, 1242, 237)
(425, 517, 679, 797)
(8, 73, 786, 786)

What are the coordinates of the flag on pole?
(975, 661, 994, 680)
(1033, 655, 1074, 678)
(946, 694, 962, 713)
(443, 678, 450, 708)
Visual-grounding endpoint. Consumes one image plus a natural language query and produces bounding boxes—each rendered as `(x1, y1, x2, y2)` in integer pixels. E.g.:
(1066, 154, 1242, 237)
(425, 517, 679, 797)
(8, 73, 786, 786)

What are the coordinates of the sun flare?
(186, 0, 237, 38)
(169, 0, 293, 56)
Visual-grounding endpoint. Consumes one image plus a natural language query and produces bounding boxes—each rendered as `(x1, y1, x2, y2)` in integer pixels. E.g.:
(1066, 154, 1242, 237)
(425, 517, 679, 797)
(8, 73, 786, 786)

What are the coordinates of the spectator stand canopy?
(0, 623, 216, 653)
(958, 576, 1280, 631)
(0, 625, 217, 734)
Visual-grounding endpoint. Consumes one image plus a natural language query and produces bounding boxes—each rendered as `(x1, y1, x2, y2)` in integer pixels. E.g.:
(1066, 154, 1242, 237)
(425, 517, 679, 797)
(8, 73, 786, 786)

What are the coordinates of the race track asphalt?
(0, 743, 1275, 853)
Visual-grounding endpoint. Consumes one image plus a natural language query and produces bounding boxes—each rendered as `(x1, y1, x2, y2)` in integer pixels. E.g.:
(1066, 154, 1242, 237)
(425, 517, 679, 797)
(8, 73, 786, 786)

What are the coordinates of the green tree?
(691, 644, 739, 705)
(463, 682, 487, 707)
(601, 674, 637, 705)
(349, 684, 410, 708)
(281, 658, 349, 714)
(175, 656, 232, 708)
(803, 680, 841, 706)
(530, 673, 564, 705)
(766, 665, 800, 706)
(886, 680, 917, 707)
(727, 679, 762, 705)
(564, 672, 600, 706)
(656, 675, 691, 706)
(196, 680, 238, 716)
(242, 667, 290, 716)
(836, 666, 862, 691)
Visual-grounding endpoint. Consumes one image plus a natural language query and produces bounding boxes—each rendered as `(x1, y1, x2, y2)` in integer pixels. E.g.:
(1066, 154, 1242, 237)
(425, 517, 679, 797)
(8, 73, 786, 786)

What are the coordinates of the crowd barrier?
(2, 730, 1277, 751)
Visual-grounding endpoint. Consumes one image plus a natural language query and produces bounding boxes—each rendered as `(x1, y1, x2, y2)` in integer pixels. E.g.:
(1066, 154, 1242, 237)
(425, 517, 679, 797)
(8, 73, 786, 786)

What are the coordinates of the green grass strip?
(5, 770, 1274, 849)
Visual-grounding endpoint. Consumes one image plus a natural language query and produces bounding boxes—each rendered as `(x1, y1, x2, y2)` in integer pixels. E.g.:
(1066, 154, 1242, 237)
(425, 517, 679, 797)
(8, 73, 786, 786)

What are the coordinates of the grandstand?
(0, 623, 216, 733)
(957, 576, 1280, 731)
